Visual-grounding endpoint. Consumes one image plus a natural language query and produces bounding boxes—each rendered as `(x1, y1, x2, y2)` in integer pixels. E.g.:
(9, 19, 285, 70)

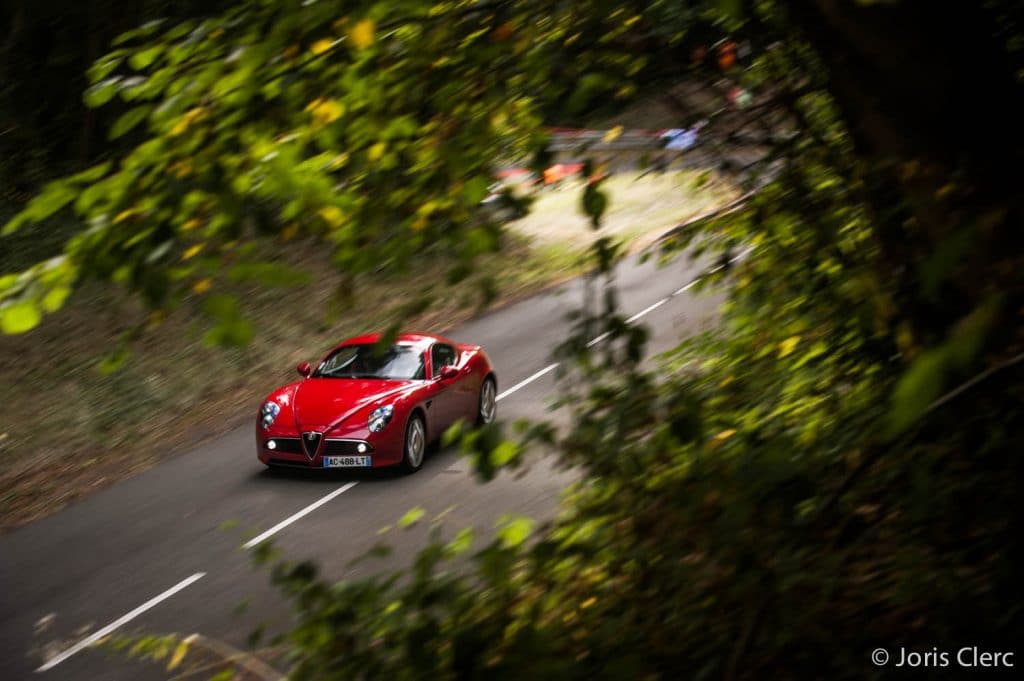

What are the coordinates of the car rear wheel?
(477, 376, 497, 425)
(400, 413, 426, 474)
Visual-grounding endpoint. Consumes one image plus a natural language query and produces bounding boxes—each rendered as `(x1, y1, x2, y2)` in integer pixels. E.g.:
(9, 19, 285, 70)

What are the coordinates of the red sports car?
(256, 332, 497, 473)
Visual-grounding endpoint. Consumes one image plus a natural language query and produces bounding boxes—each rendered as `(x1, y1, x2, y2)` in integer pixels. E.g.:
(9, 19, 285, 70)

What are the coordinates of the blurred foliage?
(7, 0, 1024, 679)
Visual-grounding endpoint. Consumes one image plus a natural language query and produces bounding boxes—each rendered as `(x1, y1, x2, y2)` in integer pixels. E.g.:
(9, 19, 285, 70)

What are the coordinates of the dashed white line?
(496, 363, 559, 401)
(243, 481, 360, 549)
(730, 245, 757, 263)
(625, 297, 668, 324)
(36, 572, 206, 672)
(672, 279, 700, 297)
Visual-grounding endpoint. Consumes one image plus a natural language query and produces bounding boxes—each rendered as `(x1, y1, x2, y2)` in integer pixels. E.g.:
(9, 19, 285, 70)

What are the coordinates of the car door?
(427, 342, 461, 436)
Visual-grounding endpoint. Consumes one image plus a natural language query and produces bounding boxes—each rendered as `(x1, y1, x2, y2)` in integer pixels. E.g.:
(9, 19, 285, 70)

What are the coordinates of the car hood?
(290, 377, 416, 430)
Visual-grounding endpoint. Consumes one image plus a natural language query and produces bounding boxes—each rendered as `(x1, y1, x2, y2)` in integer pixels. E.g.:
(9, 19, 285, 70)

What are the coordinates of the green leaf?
(97, 346, 131, 375)
(87, 53, 125, 83)
(947, 295, 1001, 368)
(398, 507, 426, 528)
(446, 528, 474, 556)
(166, 639, 189, 671)
(4, 180, 78, 234)
(0, 301, 41, 334)
(441, 419, 465, 447)
(581, 183, 608, 228)
(129, 45, 163, 70)
(203, 318, 254, 348)
(84, 77, 122, 107)
(112, 19, 166, 46)
(496, 515, 534, 548)
(70, 162, 112, 184)
(492, 440, 518, 466)
(201, 294, 242, 321)
(41, 286, 72, 313)
(464, 176, 490, 204)
(887, 348, 947, 436)
(109, 106, 151, 139)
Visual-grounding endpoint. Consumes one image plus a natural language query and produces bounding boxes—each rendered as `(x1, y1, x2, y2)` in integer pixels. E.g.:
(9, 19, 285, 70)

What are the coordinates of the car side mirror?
(297, 362, 312, 378)
(439, 365, 458, 380)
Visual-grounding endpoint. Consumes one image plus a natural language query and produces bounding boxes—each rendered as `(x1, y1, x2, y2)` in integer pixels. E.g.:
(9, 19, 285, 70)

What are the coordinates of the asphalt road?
(0, 249, 732, 680)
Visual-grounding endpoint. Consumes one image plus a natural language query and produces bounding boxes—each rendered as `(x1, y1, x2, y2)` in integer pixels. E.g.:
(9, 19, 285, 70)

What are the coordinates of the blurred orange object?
(543, 163, 583, 184)
(717, 40, 737, 70)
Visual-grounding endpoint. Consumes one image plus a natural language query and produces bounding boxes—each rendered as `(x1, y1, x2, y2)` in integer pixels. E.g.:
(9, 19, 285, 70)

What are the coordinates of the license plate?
(323, 455, 372, 468)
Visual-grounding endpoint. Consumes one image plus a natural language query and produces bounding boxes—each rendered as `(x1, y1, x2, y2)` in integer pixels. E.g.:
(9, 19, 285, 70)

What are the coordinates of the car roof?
(333, 332, 452, 351)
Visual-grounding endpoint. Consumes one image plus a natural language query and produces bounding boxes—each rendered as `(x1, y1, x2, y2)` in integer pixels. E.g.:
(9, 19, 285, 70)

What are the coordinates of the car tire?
(400, 413, 427, 474)
(477, 376, 497, 426)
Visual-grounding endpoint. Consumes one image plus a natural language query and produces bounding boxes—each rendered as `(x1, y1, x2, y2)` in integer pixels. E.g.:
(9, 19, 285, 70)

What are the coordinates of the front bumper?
(258, 436, 375, 468)
(256, 422, 406, 468)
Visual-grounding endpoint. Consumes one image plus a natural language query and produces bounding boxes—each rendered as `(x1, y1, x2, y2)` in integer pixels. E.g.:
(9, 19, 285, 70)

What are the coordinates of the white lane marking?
(586, 332, 610, 348)
(36, 573, 206, 672)
(672, 279, 700, 297)
(625, 297, 668, 324)
(242, 481, 359, 550)
(668, 248, 755, 298)
(730, 245, 756, 263)
(496, 363, 559, 402)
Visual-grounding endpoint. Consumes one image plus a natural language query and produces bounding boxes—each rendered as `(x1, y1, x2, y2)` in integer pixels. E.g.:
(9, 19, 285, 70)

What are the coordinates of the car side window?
(431, 344, 457, 376)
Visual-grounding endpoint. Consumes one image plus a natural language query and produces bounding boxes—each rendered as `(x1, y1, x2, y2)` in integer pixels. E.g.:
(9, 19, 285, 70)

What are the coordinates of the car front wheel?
(400, 413, 427, 474)
(477, 376, 497, 425)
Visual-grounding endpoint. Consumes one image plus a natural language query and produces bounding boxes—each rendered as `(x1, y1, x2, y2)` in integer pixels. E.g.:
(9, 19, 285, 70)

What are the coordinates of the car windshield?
(314, 344, 425, 380)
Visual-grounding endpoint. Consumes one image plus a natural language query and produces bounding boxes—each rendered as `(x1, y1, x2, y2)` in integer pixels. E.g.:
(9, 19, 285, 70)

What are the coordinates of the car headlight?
(368, 405, 394, 433)
(260, 401, 281, 430)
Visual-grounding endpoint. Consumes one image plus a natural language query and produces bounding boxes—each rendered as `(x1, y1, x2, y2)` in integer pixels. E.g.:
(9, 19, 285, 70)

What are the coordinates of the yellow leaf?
(367, 142, 386, 162)
(311, 39, 333, 56)
(182, 244, 203, 260)
(580, 597, 597, 609)
(319, 206, 345, 226)
(349, 19, 375, 50)
(327, 152, 349, 170)
(281, 223, 299, 242)
(305, 98, 344, 126)
(170, 107, 205, 136)
(192, 278, 212, 294)
(712, 429, 736, 443)
(166, 639, 189, 671)
(896, 324, 915, 355)
(719, 375, 734, 388)
(603, 125, 623, 143)
(113, 208, 138, 224)
(146, 310, 165, 331)
(936, 183, 956, 200)
(168, 160, 190, 177)
(182, 218, 202, 232)
(778, 335, 801, 358)
(899, 160, 920, 181)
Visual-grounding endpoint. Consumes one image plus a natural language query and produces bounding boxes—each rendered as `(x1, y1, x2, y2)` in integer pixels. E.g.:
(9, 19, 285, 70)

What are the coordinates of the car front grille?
(324, 439, 375, 455)
(264, 438, 373, 456)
